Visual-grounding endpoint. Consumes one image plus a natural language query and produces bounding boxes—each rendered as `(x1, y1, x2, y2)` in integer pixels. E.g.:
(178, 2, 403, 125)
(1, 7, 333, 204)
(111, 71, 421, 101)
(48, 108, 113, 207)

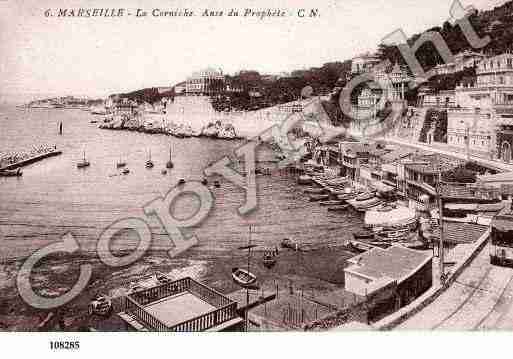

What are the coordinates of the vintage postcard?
(1, 0, 513, 355)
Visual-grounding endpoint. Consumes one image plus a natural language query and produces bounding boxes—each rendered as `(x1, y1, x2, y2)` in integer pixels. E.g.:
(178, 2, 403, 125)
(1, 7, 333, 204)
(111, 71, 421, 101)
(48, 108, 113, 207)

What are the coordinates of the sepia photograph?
(1, 0, 513, 356)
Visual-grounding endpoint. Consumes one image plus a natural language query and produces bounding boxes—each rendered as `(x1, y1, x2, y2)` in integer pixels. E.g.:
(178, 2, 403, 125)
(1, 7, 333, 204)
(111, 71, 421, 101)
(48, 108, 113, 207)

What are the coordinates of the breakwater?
(0, 150, 62, 171)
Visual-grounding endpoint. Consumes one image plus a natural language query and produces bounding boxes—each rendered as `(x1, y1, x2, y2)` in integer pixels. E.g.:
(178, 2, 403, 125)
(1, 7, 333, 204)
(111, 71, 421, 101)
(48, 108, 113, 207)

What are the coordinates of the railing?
(168, 302, 238, 332)
(125, 296, 169, 331)
(123, 277, 239, 331)
(129, 277, 191, 306)
(188, 279, 233, 308)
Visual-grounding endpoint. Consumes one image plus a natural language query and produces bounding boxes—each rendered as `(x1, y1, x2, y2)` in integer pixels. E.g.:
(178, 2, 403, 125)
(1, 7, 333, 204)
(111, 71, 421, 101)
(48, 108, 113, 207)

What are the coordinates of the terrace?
(117, 277, 243, 332)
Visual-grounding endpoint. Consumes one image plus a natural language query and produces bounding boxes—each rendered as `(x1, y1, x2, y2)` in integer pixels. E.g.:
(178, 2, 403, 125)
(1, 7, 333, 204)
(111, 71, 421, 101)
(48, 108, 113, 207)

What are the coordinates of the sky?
(0, 0, 509, 103)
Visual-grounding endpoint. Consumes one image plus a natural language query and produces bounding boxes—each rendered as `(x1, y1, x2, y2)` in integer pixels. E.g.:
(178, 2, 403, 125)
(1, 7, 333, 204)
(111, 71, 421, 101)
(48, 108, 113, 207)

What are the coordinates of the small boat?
(116, 157, 127, 168)
(337, 193, 358, 201)
(178, 178, 186, 185)
(355, 192, 375, 202)
(309, 194, 330, 202)
(90, 120, 98, 124)
(161, 169, 167, 175)
(166, 145, 174, 169)
(304, 188, 327, 195)
(145, 150, 154, 169)
(327, 204, 350, 212)
(77, 151, 90, 168)
(231, 268, 257, 287)
(214, 180, 221, 188)
(121, 168, 130, 175)
(320, 200, 346, 206)
(353, 231, 375, 240)
(263, 253, 277, 268)
(298, 175, 312, 185)
(201, 178, 208, 186)
(0, 168, 22, 177)
(281, 238, 300, 251)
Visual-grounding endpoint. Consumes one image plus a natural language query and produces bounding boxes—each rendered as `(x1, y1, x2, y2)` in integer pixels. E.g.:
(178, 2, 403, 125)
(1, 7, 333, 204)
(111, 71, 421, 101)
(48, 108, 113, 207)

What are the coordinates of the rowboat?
(298, 175, 312, 185)
(337, 193, 358, 201)
(327, 204, 350, 212)
(355, 192, 376, 202)
(178, 178, 186, 185)
(214, 180, 221, 188)
(309, 194, 330, 202)
(0, 168, 22, 177)
(304, 188, 327, 195)
(353, 231, 375, 240)
(320, 200, 346, 206)
(232, 268, 257, 287)
(121, 168, 130, 175)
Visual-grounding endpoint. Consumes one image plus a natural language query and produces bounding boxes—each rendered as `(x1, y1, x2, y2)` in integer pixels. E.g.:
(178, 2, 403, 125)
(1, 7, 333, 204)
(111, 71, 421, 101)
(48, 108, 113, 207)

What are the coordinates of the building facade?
(185, 68, 225, 95)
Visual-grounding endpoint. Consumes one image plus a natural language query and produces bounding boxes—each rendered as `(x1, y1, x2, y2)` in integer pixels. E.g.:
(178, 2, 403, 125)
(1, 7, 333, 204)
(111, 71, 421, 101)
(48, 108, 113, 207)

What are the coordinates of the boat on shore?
(304, 188, 327, 195)
(298, 175, 312, 185)
(309, 194, 330, 202)
(327, 204, 350, 212)
(232, 268, 257, 287)
(353, 231, 375, 240)
(320, 200, 346, 206)
(281, 238, 301, 251)
(0, 168, 22, 177)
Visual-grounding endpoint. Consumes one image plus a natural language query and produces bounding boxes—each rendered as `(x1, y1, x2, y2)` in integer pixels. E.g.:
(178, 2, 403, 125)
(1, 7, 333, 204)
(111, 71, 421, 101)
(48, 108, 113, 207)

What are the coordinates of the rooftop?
(118, 277, 242, 332)
(404, 154, 462, 175)
(345, 246, 432, 284)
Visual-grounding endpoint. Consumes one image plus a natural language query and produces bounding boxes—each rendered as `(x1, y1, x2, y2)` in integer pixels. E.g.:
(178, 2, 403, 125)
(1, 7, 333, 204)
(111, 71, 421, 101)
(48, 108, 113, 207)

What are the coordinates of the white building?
(351, 53, 381, 74)
(185, 68, 225, 95)
(432, 50, 486, 76)
(447, 53, 513, 155)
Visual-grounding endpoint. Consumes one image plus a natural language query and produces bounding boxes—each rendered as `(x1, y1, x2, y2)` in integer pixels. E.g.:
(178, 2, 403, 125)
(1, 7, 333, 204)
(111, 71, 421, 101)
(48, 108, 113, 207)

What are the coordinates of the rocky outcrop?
(201, 120, 238, 139)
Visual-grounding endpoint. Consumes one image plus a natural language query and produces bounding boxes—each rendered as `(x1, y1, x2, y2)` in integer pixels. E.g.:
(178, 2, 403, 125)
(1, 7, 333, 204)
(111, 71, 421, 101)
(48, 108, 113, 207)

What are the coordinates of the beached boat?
(262, 252, 277, 268)
(355, 192, 376, 202)
(281, 238, 300, 251)
(320, 200, 346, 206)
(77, 151, 90, 168)
(309, 194, 330, 202)
(337, 193, 358, 201)
(0, 168, 22, 177)
(353, 231, 375, 240)
(327, 204, 350, 212)
(232, 268, 257, 287)
(298, 175, 312, 185)
(304, 188, 327, 195)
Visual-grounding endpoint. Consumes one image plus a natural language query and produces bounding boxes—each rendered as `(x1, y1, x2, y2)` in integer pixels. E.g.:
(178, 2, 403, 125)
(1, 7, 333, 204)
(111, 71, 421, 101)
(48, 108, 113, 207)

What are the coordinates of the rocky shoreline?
(98, 117, 242, 140)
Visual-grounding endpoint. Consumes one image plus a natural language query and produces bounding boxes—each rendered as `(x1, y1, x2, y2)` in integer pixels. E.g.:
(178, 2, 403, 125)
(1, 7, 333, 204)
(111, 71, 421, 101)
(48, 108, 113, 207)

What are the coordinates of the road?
(384, 137, 513, 173)
(397, 243, 513, 330)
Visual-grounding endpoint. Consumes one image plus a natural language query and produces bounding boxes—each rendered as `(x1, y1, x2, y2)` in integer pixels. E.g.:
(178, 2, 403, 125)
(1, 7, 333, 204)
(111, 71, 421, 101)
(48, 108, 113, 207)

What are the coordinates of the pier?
(0, 150, 62, 171)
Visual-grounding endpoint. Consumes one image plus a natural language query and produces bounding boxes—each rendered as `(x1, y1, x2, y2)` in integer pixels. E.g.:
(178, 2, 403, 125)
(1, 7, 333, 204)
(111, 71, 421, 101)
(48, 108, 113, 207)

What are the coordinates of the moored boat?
(145, 149, 154, 169)
(327, 204, 350, 212)
(77, 151, 90, 168)
(0, 168, 22, 177)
